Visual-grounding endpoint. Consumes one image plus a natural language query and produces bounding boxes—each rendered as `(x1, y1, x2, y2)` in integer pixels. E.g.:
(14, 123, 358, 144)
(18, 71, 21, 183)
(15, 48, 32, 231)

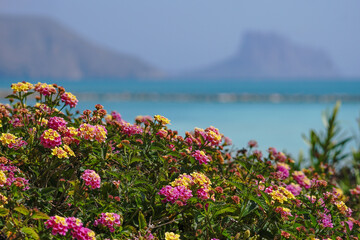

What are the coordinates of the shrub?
(0, 82, 358, 239)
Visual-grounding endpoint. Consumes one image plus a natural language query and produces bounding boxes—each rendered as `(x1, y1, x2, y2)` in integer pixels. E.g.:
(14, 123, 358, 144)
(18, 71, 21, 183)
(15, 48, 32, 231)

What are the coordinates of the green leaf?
(14, 206, 30, 216)
(0, 207, 9, 217)
(214, 206, 237, 218)
(31, 211, 50, 220)
(138, 211, 147, 230)
(21, 227, 39, 240)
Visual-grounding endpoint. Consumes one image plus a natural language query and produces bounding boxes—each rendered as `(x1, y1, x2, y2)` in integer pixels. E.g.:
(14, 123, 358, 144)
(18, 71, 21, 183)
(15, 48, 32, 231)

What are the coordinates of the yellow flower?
(0, 133, 17, 145)
(0, 171, 7, 185)
(171, 173, 193, 188)
(154, 115, 170, 125)
(11, 82, 34, 93)
(191, 172, 211, 187)
(51, 147, 69, 159)
(54, 215, 67, 226)
(165, 232, 180, 240)
(63, 145, 75, 157)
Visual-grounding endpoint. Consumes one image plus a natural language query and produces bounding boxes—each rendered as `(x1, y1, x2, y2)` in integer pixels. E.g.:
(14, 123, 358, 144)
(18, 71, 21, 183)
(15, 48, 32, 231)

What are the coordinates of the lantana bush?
(0, 82, 359, 239)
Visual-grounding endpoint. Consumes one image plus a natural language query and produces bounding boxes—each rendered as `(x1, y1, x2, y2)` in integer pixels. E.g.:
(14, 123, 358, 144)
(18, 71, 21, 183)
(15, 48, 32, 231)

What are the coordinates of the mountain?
(185, 31, 338, 79)
(0, 15, 163, 79)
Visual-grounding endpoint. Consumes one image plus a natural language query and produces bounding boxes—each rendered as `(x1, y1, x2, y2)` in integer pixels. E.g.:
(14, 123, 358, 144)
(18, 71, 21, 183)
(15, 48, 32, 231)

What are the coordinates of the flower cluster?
(78, 124, 107, 143)
(44, 215, 69, 236)
(160, 172, 214, 205)
(61, 92, 78, 108)
(45, 216, 96, 240)
(81, 170, 101, 189)
(165, 232, 180, 240)
(34, 82, 56, 96)
(192, 150, 210, 165)
(0, 133, 17, 146)
(40, 129, 62, 148)
(93, 212, 122, 232)
(48, 116, 68, 131)
(293, 171, 311, 189)
(268, 187, 295, 204)
(154, 115, 170, 125)
(11, 82, 34, 93)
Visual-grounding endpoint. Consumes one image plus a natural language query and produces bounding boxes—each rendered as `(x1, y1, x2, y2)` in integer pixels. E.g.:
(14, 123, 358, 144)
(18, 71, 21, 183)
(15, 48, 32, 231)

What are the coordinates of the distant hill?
(185, 31, 338, 79)
(0, 15, 163, 79)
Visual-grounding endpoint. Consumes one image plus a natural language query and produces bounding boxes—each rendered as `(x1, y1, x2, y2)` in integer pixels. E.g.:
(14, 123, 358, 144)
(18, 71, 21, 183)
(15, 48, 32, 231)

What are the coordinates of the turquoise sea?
(1, 79, 360, 158)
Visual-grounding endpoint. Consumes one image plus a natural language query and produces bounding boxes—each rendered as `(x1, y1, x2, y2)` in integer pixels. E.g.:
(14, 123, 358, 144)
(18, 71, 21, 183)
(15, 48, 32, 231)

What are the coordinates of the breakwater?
(1, 89, 360, 103)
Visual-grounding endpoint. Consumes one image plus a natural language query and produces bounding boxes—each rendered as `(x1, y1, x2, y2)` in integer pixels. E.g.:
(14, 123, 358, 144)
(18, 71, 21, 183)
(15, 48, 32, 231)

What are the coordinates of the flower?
(94, 212, 122, 232)
(40, 129, 62, 148)
(63, 145, 75, 157)
(48, 117, 68, 131)
(78, 124, 107, 143)
(66, 217, 83, 229)
(275, 207, 292, 220)
(44, 215, 69, 236)
(165, 232, 180, 240)
(0, 171, 7, 186)
(286, 183, 302, 196)
(159, 185, 193, 204)
(192, 150, 210, 165)
(171, 174, 193, 189)
(70, 227, 96, 240)
(190, 172, 212, 187)
(51, 146, 69, 159)
(318, 213, 333, 228)
(293, 171, 311, 189)
(34, 82, 56, 96)
(269, 187, 295, 203)
(0, 133, 17, 145)
(81, 170, 101, 189)
(154, 115, 170, 125)
(11, 82, 34, 93)
(61, 92, 78, 108)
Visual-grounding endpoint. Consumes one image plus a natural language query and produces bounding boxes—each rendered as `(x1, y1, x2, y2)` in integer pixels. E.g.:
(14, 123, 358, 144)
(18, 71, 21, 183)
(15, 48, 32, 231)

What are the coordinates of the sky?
(1, 0, 359, 76)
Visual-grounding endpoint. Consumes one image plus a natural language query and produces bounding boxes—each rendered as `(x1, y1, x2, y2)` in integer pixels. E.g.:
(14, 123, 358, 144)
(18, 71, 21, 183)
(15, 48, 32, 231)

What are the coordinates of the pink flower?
(286, 183, 302, 196)
(276, 163, 290, 179)
(70, 227, 96, 240)
(40, 129, 62, 148)
(159, 185, 193, 204)
(45, 215, 69, 236)
(66, 217, 83, 229)
(94, 212, 122, 232)
(197, 188, 211, 201)
(318, 212, 333, 228)
(121, 122, 143, 136)
(192, 150, 210, 165)
(61, 92, 78, 108)
(248, 140, 258, 148)
(78, 124, 107, 143)
(35, 82, 56, 96)
(81, 170, 101, 189)
(293, 171, 311, 189)
(48, 117, 68, 131)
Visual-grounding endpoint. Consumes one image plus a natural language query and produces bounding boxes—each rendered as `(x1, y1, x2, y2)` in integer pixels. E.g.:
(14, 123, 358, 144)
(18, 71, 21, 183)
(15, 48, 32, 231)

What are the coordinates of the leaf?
(31, 211, 50, 220)
(0, 207, 9, 217)
(228, 180, 244, 191)
(214, 206, 237, 218)
(138, 211, 147, 230)
(21, 227, 39, 240)
(14, 206, 30, 216)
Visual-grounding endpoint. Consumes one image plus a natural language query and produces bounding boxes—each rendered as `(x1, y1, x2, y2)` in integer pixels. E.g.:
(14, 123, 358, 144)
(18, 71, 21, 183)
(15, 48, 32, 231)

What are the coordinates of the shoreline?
(1, 89, 360, 103)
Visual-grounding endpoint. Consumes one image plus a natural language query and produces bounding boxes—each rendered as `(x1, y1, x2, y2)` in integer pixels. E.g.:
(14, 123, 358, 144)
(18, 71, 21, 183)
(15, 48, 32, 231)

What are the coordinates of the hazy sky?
(1, 0, 359, 76)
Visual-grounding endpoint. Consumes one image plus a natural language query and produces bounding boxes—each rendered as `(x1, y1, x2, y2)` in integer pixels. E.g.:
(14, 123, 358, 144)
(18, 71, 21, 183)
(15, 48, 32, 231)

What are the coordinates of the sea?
(1, 79, 360, 159)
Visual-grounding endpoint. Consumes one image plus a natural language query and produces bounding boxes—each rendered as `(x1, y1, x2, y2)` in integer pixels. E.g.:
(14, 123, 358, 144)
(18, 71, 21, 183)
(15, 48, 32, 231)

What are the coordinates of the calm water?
(1, 79, 360, 157)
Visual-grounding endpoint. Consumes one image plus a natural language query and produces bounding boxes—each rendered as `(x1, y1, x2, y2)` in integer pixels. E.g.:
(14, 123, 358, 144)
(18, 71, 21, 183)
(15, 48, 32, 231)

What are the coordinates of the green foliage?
(0, 82, 359, 239)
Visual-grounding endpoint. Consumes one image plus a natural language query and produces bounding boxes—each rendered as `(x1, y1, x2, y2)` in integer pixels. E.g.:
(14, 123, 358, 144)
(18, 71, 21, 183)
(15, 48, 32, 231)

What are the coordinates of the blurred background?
(0, 0, 359, 157)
